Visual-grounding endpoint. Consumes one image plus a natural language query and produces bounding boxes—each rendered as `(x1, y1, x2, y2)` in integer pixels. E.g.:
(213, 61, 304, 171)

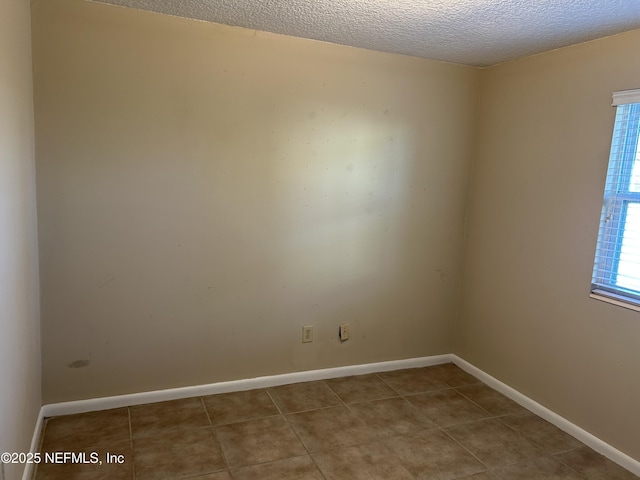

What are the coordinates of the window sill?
(590, 290, 640, 312)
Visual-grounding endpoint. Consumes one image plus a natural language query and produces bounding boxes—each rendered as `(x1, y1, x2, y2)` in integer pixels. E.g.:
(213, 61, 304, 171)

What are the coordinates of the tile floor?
(33, 363, 639, 480)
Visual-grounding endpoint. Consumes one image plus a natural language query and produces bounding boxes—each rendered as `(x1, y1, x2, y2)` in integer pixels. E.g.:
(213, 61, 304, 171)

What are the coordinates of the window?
(591, 89, 640, 310)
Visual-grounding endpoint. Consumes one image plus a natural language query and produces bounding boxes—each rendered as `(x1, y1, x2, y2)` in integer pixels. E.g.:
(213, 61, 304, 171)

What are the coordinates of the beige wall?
(28, 0, 640, 466)
(32, 0, 479, 402)
(458, 29, 640, 460)
(0, 0, 42, 478)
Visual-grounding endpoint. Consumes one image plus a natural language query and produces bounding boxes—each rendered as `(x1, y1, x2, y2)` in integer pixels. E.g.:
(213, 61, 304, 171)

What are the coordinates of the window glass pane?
(616, 203, 640, 291)
(591, 96, 640, 308)
(628, 133, 640, 192)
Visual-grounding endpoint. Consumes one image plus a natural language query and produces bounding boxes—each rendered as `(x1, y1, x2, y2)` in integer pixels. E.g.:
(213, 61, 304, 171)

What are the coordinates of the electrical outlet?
(339, 323, 349, 341)
(302, 326, 313, 343)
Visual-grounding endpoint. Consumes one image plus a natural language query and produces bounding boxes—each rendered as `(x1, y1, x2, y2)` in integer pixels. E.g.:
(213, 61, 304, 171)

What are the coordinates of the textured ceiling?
(92, 0, 640, 66)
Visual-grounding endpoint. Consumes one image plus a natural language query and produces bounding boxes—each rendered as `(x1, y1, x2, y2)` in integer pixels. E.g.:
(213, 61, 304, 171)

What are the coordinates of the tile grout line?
(264, 389, 283, 416)
(126, 407, 136, 480)
(491, 413, 589, 460)
(451, 385, 536, 423)
(451, 387, 499, 418)
(210, 412, 282, 428)
(200, 396, 232, 474)
(439, 424, 494, 474)
(265, 388, 330, 480)
(325, 367, 495, 479)
(441, 419, 557, 474)
(385, 373, 496, 477)
(344, 393, 403, 406)
(321, 378, 419, 480)
(200, 397, 213, 427)
(445, 389, 558, 466)
(381, 369, 532, 478)
(275, 403, 344, 416)
(552, 451, 596, 480)
(34, 365, 637, 480)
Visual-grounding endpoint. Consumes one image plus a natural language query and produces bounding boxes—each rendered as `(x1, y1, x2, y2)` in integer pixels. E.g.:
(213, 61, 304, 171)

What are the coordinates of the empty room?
(2, 0, 640, 478)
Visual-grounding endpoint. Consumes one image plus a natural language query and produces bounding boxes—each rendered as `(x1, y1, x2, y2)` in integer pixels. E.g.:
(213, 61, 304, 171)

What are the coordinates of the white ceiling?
(92, 0, 640, 67)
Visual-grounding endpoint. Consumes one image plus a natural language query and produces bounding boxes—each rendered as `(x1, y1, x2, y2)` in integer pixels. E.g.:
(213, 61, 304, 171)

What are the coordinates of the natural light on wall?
(591, 89, 640, 310)
(277, 112, 412, 290)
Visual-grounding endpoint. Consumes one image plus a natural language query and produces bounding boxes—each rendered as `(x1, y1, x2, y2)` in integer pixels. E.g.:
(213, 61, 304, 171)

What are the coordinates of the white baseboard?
(28, 354, 448, 479)
(22, 408, 44, 480)
(452, 355, 640, 477)
(28, 353, 640, 479)
(41, 354, 452, 417)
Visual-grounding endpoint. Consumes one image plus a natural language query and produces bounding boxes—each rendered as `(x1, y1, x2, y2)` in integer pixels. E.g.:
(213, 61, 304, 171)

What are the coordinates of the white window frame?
(590, 89, 640, 311)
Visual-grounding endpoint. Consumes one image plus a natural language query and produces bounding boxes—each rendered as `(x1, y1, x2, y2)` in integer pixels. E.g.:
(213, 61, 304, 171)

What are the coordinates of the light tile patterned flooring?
(34, 363, 639, 479)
